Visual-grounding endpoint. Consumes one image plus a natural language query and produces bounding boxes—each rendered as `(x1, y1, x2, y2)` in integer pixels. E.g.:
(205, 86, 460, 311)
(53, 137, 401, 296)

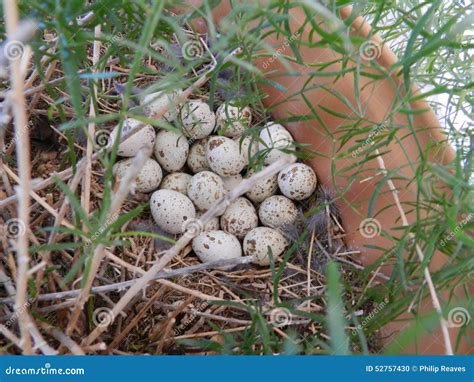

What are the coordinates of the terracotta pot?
(184, 1, 470, 354)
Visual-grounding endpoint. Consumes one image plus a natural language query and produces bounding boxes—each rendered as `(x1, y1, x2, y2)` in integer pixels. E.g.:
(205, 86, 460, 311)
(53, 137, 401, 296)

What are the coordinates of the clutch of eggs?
(111, 94, 317, 267)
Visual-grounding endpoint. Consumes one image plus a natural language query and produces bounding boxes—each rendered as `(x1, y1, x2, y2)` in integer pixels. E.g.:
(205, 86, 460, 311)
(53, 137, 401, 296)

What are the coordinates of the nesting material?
(280, 186, 345, 272)
(108, 95, 331, 270)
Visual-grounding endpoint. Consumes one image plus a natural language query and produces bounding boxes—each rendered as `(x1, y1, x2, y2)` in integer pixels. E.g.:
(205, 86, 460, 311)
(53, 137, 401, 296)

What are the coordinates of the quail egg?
(187, 138, 210, 174)
(180, 100, 215, 139)
(159, 172, 192, 194)
(187, 171, 226, 212)
(196, 211, 220, 232)
(243, 227, 288, 266)
(244, 168, 278, 203)
(258, 195, 298, 228)
(110, 118, 156, 157)
(234, 135, 258, 165)
(154, 130, 189, 172)
(259, 122, 295, 164)
(221, 174, 243, 192)
(207, 136, 246, 176)
(216, 103, 252, 138)
(150, 189, 196, 234)
(192, 230, 242, 269)
(142, 90, 183, 121)
(278, 163, 317, 200)
(220, 197, 258, 239)
(113, 158, 162, 193)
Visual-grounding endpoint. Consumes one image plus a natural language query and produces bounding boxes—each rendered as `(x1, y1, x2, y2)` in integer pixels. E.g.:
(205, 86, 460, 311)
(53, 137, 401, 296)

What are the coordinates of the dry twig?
(82, 154, 295, 346)
(66, 144, 153, 335)
(3, 0, 34, 353)
(374, 148, 453, 355)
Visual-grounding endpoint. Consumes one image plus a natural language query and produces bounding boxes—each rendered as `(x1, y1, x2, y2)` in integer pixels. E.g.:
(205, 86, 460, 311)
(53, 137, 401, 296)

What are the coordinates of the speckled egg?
(159, 172, 192, 194)
(207, 136, 246, 176)
(154, 130, 189, 172)
(278, 163, 317, 200)
(258, 195, 298, 228)
(113, 158, 162, 193)
(220, 197, 258, 239)
(234, 135, 258, 165)
(187, 171, 226, 211)
(150, 189, 196, 235)
(221, 174, 243, 192)
(110, 118, 156, 157)
(142, 90, 183, 121)
(180, 100, 216, 139)
(259, 122, 295, 164)
(196, 211, 220, 232)
(243, 227, 288, 266)
(244, 168, 278, 203)
(216, 103, 252, 138)
(187, 138, 210, 174)
(192, 230, 242, 269)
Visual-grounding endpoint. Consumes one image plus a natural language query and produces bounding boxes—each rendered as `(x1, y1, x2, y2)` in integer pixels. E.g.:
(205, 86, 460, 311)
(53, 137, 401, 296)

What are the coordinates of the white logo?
(181, 40, 204, 60)
(447, 307, 471, 328)
(92, 307, 114, 327)
(359, 41, 382, 61)
(359, 218, 381, 238)
(269, 307, 292, 327)
(5, 218, 26, 239)
(181, 218, 204, 238)
(4, 40, 25, 60)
